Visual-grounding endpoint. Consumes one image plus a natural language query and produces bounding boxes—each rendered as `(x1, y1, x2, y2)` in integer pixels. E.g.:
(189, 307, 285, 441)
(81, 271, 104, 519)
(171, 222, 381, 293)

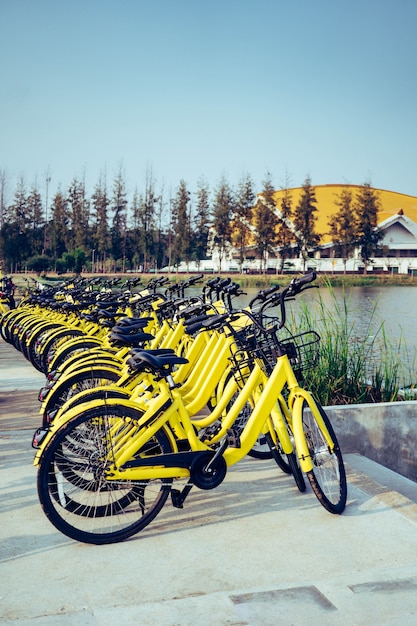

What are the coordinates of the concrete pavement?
(1, 338, 417, 625)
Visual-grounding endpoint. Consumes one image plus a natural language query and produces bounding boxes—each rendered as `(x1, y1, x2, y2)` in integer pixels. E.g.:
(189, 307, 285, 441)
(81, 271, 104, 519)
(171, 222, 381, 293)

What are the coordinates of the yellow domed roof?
(271, 184, 417, 244)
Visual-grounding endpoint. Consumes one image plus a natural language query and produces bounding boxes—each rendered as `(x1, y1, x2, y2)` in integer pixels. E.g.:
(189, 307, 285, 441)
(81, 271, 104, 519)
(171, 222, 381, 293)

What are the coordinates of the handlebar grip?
(292, 271, 317, 289)
(261, 283, 281, 298)
(206, 277, 220, 287)
(249, 283, 281, 307)
(188, 273, 204, 284)
(218, 277, 231, 288)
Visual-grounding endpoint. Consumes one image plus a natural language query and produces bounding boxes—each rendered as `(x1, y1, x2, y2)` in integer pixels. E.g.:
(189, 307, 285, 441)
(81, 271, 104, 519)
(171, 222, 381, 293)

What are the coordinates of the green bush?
(26, 255, 52, 275)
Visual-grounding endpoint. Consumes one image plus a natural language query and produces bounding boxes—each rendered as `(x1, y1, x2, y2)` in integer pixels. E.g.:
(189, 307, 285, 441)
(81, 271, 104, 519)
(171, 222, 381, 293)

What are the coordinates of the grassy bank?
(11, 271, 417, 291)
(227, 273, 417, 288)
(290, 286, 417, 405)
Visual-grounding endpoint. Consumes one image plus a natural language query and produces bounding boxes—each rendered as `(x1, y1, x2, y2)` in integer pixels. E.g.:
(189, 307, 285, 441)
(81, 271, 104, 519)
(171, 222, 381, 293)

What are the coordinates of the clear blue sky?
(1, 0, 417, 203)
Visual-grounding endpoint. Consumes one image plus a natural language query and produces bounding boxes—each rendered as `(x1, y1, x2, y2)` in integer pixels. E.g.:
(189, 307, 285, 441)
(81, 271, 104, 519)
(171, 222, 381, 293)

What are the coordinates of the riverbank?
(9, 270, 417, 293)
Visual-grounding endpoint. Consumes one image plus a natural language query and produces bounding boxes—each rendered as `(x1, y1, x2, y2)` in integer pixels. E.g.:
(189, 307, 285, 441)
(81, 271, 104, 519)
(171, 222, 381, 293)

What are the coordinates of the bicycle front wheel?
(37, 405, 173, 544)
(301, 400, 347, 514)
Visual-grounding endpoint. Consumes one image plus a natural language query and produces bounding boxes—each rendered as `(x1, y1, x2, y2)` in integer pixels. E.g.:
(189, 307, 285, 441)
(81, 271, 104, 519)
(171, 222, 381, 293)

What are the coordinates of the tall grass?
(288, 284, 417, 405)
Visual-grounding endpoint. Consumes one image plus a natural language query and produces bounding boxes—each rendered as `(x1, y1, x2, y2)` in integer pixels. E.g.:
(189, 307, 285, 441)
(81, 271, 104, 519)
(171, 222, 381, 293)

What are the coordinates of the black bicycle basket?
(228, 323, 258, 388)
(228, 315, 320, 385)
(254, 324, 321, 379)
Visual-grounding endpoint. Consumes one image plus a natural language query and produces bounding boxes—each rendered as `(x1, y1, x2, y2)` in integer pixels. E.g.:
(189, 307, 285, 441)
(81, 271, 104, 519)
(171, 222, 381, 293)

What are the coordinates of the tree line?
(0, 167, 382, 274)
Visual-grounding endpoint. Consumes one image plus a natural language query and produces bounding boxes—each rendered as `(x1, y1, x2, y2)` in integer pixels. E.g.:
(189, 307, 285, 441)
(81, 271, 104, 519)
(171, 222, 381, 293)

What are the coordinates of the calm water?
(232, 285, 417, 363)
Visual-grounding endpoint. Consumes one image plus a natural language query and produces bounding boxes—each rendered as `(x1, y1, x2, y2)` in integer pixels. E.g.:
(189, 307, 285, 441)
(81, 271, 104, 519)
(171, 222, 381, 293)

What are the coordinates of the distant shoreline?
(10, 271, 417, 291)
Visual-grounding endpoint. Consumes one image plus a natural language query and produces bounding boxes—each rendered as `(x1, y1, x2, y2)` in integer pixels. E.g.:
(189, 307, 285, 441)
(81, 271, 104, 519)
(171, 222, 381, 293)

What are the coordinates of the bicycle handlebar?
(276, 271, 317, 327)
(204, 272, 318, 335)
(249, 283, 281, 308)
(288, 270, 317, 292)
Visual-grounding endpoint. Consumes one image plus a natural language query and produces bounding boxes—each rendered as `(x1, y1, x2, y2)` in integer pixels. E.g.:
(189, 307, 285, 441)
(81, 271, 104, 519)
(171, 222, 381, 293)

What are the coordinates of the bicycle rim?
(302, 401, 347, 514)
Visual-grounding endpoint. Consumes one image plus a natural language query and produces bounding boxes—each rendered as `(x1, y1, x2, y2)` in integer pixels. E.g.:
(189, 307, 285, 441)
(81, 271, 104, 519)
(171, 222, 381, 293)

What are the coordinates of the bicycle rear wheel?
(37, 405, 173, 544)
(301, 400, 347, 514)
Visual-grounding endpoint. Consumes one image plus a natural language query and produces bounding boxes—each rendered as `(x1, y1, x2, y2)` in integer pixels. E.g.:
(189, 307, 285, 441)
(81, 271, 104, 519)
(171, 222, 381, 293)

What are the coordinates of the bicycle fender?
(33, 397, 168, 466)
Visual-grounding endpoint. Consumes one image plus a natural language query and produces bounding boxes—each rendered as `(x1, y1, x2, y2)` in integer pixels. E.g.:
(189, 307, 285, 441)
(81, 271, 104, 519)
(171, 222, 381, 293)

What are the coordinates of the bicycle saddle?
(126, 351, 188, 373)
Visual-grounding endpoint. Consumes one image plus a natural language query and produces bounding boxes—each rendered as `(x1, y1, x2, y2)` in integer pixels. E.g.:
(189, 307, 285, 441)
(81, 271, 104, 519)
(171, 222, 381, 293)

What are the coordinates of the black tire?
(0, 308, 24, 343)
(264, 430, 306, 492)
(287, 451, 306, 492)
(27, 323, 64, 370)
(248, 434, 273, 460)
(47, 339, 105, 373)
(13, 316, 52, 355)
(41, 368, 122, 427)
(40, 329, 85, 373)
(54, 350, 123, 377)
(302, 400, 347, 514)
(264, 430, 291, 474)
(37, 405, 173, 544)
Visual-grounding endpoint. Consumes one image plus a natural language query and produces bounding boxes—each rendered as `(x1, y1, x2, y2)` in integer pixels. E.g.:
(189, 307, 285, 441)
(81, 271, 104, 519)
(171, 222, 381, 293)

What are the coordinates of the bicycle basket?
(229, 347, 254, 388)
(228, 324, 257, 389)
(255, 328, 320, 379)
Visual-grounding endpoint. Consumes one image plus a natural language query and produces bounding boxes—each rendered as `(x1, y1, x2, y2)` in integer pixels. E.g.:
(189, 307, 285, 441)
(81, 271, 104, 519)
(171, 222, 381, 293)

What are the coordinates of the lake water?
(231, 285, 417, 377)
(303, 285, 417, 349)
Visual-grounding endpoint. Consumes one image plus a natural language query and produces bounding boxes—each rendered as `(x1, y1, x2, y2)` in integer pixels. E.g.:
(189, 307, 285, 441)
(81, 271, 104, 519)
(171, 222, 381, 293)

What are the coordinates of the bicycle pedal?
(201, 422, 221, 441)
(171, 483, 193, 509)
(170, 489, 184, 508)
(226, 428, 241, 448)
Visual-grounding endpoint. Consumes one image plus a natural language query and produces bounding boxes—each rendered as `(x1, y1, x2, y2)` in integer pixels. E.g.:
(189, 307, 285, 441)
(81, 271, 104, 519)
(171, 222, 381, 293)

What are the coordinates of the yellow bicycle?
(35, 272, 347, 544)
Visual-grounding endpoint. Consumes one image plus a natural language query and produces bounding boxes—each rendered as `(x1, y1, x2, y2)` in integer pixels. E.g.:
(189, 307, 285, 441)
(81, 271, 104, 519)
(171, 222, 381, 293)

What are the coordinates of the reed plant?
(288, 283, 417, 405)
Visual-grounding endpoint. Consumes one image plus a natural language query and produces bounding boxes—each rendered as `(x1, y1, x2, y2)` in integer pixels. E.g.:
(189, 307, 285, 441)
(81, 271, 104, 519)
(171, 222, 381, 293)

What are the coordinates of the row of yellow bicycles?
(1, 272, 347, 544)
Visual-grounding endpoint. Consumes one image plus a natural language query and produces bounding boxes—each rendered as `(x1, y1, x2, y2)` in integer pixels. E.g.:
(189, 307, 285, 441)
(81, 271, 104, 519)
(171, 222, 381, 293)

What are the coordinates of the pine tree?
(67, 177, 89, 250)
(211, 176, 234, 271)
(137, 170, 158, 272)
(130, 188, 141, 270)
(50, 189, 70, 260)
(233, 173, 255, 272)
(0, 169, 7, 264)
(0, 169, 8, 231)
(6, 177, 31, 269)
(91, 173, 110, 272)
(110, 169, 128, 270)
(328, 186, 357, 273)
(26, 183, 44, 256)
(155, 190, 169, 271)
(192, 177, 211, 266)
(293, 176, 320, 271)
(354, 182, 382, 274)
(276, 183, 294, 273)
(171, 180, 191, 268)
(253, 172, 279, 273)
